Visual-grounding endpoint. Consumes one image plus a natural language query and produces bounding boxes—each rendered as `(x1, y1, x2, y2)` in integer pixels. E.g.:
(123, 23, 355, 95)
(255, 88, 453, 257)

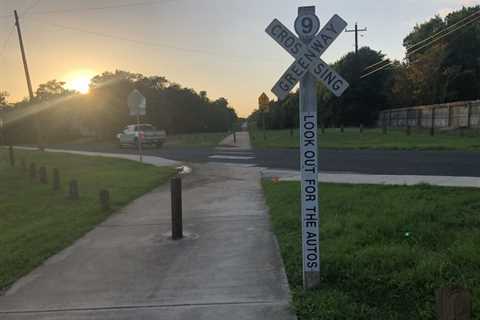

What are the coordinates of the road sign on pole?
(128, 89, 146, 116)
(258, 93, 270, 140)
(128, 89, 146, 162)
(259, 92, 270, 108)
(266, 6, 349, 289)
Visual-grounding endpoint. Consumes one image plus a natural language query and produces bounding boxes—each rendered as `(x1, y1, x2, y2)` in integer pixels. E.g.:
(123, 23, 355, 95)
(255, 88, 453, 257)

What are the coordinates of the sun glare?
(69, 76, 91, 94)
(65, 70, 95, 94)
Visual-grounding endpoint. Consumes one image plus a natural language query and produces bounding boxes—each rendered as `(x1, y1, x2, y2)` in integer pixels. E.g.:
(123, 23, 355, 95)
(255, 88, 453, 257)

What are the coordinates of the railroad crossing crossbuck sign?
(265, 6, 349, 289)
(266, 9, 349, 100)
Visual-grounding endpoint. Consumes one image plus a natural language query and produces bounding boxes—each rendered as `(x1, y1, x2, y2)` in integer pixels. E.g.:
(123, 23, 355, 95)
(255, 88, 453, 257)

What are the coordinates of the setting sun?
(68, 76, 91, 94)
(64, 70, 95, 94)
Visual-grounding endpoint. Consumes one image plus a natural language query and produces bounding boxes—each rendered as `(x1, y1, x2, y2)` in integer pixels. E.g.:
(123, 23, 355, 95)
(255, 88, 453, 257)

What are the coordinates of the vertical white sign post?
(265, 6, 349, 289)
(128, 89, 147, 163)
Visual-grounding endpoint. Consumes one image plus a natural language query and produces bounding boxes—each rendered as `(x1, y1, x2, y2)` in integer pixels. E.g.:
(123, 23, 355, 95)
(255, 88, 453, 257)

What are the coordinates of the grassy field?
(164, 132, 229, 148)
(0, 149, 175, 290)
(263, 181, 480, 319)
(250, 127, 480, 151)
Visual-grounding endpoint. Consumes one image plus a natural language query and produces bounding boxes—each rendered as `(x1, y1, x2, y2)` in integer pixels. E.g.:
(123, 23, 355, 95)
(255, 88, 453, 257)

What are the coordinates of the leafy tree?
(35, 80, 71, 101)
(5, 70, 238, 144)
(325, 47, 394, 126)
(401, 6, 480, 104)
(0, 91, 8, 107)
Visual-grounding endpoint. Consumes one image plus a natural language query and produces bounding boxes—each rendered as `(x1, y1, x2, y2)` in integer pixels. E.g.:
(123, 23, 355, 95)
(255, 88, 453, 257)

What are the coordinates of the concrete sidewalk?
(11, 146, 179, 167)
(0, 164, 295, 320)
(262, 169, 480, 188)
(217, 132, 252, 151)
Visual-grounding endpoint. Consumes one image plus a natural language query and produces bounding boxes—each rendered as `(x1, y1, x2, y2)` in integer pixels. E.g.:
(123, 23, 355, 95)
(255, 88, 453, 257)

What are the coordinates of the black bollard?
(436, 287, 471, 320)
(170, 176, 183, 240)
(39, 166, 48, 184)
(340, 125, 344, 133)
(29, 163, 37, 180)
(9, 145, 14, 167)
(360, 124, 363, 133)
(52, 168, 60, 191)
(99, 190, 110, 211)
(68, 180, 79, 200)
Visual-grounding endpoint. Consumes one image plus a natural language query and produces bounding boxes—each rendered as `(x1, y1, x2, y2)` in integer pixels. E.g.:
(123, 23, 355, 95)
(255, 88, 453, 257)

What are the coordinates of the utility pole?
(14, 10, 34, 100)
(14, 10, 43, 150)
(345, 23, 367, 55)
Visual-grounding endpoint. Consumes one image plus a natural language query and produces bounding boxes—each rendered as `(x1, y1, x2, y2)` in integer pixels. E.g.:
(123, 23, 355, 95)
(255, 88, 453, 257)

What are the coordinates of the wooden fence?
(378, 100, 480, 129)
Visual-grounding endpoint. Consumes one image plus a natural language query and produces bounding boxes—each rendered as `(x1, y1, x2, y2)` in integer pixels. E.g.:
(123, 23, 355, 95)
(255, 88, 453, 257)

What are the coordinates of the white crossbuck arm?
(266, 15, 349, 99)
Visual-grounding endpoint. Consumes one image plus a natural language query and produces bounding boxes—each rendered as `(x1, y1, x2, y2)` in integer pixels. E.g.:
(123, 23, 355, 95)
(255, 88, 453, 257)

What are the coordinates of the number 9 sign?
(294, 14, 320, 38)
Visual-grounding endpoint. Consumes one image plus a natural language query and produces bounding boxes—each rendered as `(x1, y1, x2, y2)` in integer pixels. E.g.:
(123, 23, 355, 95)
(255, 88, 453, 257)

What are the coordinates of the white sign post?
(266, 6, 349, 289)
(128, 89, 147, 162)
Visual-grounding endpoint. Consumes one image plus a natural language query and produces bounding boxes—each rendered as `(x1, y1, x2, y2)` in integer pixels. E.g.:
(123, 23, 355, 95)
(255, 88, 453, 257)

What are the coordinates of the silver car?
(117, 124, 167, 148)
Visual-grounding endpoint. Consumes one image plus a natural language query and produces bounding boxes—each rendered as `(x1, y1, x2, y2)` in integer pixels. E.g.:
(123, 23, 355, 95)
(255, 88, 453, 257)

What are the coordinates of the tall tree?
(35, 80, 71, 101)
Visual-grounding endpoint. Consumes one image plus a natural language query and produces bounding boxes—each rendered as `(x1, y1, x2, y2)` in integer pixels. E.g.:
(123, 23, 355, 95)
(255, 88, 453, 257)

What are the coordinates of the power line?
(362, 9, 480, 73)
(0, 27, 15, 59)
(361, 11, 480, 79)
(406, 9, 480, 52)
(363, 58, 390, 72)
(0, 1, 41, 59)
(360, 61, 395, 79)
(30, 20, 278, 63)
(406, 13, 480, 57)
(0, 0, 174, 19)
(22, 0, 43, 17)
(345, 23, 367, 54)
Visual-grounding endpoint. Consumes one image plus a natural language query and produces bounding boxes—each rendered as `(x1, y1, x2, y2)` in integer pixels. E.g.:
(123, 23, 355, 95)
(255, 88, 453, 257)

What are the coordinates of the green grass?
(164, 132, 228, 148)
(0, 149, 175, 290)
(250, 127, 480, 151)
(262, 181, 480, 319)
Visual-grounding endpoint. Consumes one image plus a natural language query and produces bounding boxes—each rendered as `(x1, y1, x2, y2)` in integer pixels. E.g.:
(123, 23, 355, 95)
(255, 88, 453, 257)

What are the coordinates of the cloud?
(437, 1, 480, 18)
(460, 0, 480, 6)
(438, 7, 453, 18)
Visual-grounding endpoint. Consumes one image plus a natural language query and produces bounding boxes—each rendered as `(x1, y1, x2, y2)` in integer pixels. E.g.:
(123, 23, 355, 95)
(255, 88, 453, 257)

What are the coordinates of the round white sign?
(295, 14, 320, 38)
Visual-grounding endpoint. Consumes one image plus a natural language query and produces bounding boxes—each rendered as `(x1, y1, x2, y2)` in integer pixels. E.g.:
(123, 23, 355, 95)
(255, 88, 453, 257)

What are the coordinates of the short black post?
(170, 176, 183, 240)
(99, 189, 110, 211)
(467, 103, 472, 129)
(382, 112, 388, 135)
(430, 107, 435, 136)
(52, 168, 60, 191)
(321, 124, 325, 134)
(29, 163, 36, 180)
(9, 145, 14, 167)
(340, 124, 344, 133)
(233, 131, 237, 144)
(437, 287, 471, 320)
(39, 166, 47, 184)
(68, 180, 79, 200)
(359, 124, 363, 133)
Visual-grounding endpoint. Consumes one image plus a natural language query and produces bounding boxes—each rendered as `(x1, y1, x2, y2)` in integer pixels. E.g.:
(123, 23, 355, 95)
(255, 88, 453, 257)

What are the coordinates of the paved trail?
(0, 158, 295, 319)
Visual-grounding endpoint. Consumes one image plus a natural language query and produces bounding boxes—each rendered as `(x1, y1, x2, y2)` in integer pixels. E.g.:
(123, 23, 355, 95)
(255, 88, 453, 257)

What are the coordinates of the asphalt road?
(42, 143, 480, 177)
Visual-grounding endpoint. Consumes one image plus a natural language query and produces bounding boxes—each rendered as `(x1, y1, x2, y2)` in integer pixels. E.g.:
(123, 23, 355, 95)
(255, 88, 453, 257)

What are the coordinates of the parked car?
(117, 124, 167, 148)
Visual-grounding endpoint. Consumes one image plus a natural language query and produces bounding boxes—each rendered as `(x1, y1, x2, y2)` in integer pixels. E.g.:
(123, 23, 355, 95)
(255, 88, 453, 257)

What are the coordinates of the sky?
(1, 0, 479, 117)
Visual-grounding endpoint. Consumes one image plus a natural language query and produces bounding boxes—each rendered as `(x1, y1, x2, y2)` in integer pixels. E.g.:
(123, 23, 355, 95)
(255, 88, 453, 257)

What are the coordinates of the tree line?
(0, 70, 237, 144)
(250, 6, 480, 129)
